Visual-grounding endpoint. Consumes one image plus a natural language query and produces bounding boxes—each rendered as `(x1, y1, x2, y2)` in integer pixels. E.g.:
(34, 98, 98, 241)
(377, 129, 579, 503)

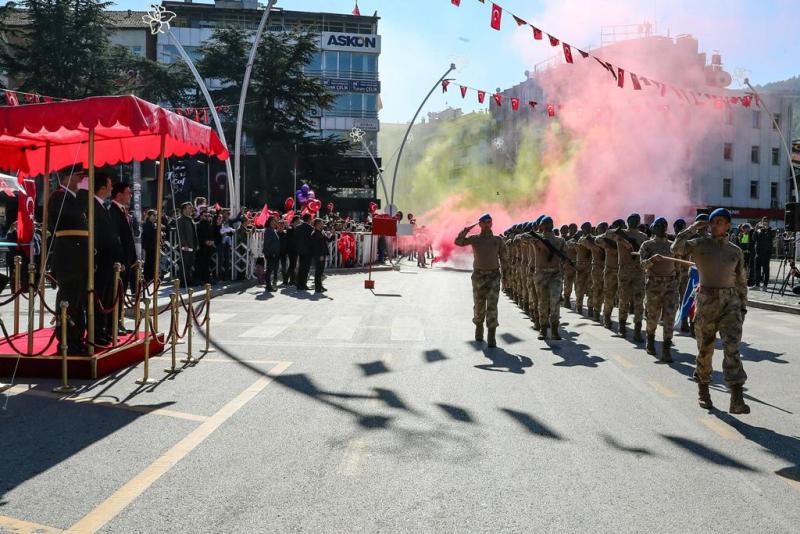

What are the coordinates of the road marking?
(65, 361, 292, 534)
(317, 316, 361, 340)
(337, 438, 367, 476)
(239, 314, 302, 338)
(197, 359, 283, 364)
(8, 386, 208, 422)
(611, 354, 634, 369)
(700, 417, 743, 441)
(648, 380, 678, 398)
(391, 317, 425, 341)
(0, 514, 62, 533)
(211, 313, 237, 324)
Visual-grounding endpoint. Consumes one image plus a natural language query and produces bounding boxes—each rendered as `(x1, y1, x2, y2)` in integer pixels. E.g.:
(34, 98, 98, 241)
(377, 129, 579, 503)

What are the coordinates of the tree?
(198, 28, 348, 203)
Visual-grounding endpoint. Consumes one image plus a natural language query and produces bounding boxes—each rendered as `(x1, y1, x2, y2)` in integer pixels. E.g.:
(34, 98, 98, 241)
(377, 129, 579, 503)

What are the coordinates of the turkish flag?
(547, 103, 555, 117)
(255, 204, 270, 227)
(594, 58, 616, 80)
(477, 90, 486, 103)
(548, 34, 559, 46)
(493, 93, 502, 106)
(202, 108, 209, 123)
(532, 26, 542, 40)
(17, 177, 36, 251)
(562, 43, 573, 64)
(659, 82, 667, 97)
(577, 49, 589, 59)
(512, 15, 526, 26)
(352, 2, 360, 16)
(617, 67, 625, 88)
(4, 91, 19, 106)
(511, 97, 520, 111)
(630, 72, 642, 90)
(451, 0, 461, 5)
(741, 95, 752, 107)
(442, 79, 450, 92)
(460, 85, 468, 98)
(490, 3, 502, 30)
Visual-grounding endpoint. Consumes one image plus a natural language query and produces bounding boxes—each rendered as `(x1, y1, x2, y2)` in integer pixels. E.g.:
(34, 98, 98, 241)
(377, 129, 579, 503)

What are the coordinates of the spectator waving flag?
(675, 265, 700, 329)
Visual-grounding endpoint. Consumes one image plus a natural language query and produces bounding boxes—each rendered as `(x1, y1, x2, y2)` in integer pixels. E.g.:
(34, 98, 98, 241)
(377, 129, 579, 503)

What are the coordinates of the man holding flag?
(672, 208, 750, 414)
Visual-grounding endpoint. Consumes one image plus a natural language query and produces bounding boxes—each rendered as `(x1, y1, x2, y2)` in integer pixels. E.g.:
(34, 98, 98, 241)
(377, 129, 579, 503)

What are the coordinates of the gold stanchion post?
(202, 283, 215, 354)
(153, 134, 167, 334)
(164, 293, 181, 375)
(111, 263, 121, 347)
(173, 278, 185, 345)
(134, 262, 143, 340)
(53, 301, 76, 394)
(135, 298, 156, 385)
(26, 262, 35, 355)
(87, 128, 96, 356)
(180, 288, 198, 364)
(13, 255, 21, 335)
(38, 142, 51, 330)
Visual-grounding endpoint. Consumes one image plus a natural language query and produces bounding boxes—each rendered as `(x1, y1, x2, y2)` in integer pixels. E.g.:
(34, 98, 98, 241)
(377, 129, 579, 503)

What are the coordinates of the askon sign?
(321, 32, 381, 53)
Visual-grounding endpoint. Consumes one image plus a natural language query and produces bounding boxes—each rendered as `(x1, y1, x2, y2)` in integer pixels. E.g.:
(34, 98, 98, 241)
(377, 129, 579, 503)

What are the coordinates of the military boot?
(604, 314, 613, 329)
(618, 322, 627, 338)
(729, 385, 751, 414)
(680, 317, 690, 332)
(646, 333, 656, 355)
(562, 298, 571, 309)
(633, 321, 644, 343)
(550, 321, 562, 340)
(698, 383, 713, 409)
(660, 339, 673, 363)
(475, 324, 484, 342)
(576, 302, 583, 315)
(537, 325, 548, 340)
(487, 328, 497, 348)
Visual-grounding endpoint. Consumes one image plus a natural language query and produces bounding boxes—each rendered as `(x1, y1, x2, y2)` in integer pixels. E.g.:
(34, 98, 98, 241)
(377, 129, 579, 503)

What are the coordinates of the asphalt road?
(1, 262, 798, 533)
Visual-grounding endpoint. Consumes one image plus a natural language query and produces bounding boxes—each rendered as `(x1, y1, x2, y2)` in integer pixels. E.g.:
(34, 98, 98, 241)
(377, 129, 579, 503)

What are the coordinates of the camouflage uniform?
(573, 238, 593, 313)
(672, 229, 748, 387)
(455, 228, 508, 331)
(639, 236, 679, 341)
(563, 239, 578, 306)
(471, 270, 502, 328)
(532, 230, 566, 333)
(597, 234, 620, 325)
(616, 228, 648, 331)
(580, 235, 605, 320)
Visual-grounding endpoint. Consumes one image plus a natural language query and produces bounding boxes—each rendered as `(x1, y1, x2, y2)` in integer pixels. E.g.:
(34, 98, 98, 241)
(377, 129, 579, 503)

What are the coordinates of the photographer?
(310, 218, 335, 293)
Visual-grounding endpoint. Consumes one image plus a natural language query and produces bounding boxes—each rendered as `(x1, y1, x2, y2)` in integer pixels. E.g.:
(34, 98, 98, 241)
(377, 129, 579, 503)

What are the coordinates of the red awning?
(0, 95, 229, 177)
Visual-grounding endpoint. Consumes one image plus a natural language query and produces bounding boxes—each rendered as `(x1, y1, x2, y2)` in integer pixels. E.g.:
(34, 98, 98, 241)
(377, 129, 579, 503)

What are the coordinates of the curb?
(747, 298, 800, 315)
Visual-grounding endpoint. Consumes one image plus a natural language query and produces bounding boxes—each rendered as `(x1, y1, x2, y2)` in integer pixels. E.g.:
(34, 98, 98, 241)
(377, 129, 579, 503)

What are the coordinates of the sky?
(112, 0, 800, 123)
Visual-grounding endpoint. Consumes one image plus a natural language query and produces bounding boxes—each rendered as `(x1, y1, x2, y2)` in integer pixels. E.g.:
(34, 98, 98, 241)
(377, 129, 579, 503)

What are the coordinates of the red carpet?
(0, 329, 166, 379)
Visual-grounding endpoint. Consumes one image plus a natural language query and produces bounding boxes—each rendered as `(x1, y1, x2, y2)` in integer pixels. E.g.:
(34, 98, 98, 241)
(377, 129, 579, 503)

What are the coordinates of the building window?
(788, 179, 796, 202)
(752, 110, 760, 128)
(772, 147, 780, 166)
(723, 143, 733, 161)
(724, 107, 733, 125)
(306, 52, 322, 71)
(723, 178, 732, 198)
(751, 145, 760, 164)
(323, 51, 338, 73)
(750, 180, 759, 199)
(773, 113, 781, 131)
(771, 182, 779, 207)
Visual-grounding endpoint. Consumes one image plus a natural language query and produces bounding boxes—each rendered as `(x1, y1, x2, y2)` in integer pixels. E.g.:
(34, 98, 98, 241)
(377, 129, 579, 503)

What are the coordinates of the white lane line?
(391, 317, 425, 341)
(318, 316, 361, 340)
(239, 314, 302, 338)
(337, 438, 367, 476)
(211, 313, 237, 324)
(699, 417, 743, 441)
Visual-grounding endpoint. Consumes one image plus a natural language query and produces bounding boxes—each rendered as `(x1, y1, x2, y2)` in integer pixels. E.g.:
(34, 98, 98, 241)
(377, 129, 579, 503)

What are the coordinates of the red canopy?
(0, 95, 229, 177)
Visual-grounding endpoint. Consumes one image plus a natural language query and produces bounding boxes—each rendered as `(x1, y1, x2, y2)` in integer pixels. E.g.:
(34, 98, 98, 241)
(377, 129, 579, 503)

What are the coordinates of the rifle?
(613, 227, 642, 252)
(526, 232, 575, 268)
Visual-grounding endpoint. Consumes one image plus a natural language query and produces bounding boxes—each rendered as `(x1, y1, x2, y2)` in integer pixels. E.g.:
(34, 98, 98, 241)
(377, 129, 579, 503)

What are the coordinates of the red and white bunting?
(490, 3, 502, 30)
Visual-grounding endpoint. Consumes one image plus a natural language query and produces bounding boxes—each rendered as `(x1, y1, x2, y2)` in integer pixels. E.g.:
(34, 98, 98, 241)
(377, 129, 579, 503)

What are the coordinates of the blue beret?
(612, 219, 625, 228)
(540, 216, 553, 225)
(581, 221, 592, 231)
(695, 213, 710, 222)
(674, 218, 686, 227)
(627, 212, 641, 222)
(651, 217, 668, 229)
(478, 213, 492, 222)
(709, 208, 731, 222)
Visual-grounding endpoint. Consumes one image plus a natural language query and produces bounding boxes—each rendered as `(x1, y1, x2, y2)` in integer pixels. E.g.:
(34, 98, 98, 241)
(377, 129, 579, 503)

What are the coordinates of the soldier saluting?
(672, 208, 750, 414)
(455, 213, 507, 348)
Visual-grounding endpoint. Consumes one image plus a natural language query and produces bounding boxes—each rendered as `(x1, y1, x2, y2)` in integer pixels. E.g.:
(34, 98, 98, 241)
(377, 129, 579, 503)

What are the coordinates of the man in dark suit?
(177, 202, 198, 286)
(285, 215, 300, 286)
(49, 172, 90, 354)
(109, 182, 137, 291)
(93, 173, 123, 346)
(294, 214, 314, 290)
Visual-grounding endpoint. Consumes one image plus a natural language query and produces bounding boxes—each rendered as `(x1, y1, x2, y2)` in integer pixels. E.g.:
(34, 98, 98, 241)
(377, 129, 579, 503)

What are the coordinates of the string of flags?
(169, 105, 233, 124)
(448, 0, 757, 109)
(1, 88, 68, 106)
(442, 79, 556, 116)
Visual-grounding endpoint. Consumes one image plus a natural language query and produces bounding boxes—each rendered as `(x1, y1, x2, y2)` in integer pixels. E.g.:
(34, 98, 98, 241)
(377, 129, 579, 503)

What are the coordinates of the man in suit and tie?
(294, 213, 314, 290)
(177, 202, 198, 286)
(109, 182, 137, 333)
(93, 173, 123, 346)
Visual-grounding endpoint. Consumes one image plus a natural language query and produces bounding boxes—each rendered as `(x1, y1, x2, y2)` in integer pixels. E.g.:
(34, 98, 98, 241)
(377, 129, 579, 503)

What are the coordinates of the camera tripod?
(769, 233, 800, 299)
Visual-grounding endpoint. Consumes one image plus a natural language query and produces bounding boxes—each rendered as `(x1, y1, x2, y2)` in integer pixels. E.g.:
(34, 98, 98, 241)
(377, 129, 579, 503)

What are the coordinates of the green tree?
(198, 28, 348, 202)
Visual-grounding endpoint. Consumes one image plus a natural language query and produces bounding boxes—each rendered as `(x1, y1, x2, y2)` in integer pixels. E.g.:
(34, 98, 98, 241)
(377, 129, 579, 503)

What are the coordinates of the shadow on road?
(661, 434, 756, 471)
(600, 433, 656, 457)
(547, 331, 606, 368)
(739, 341, 788, 364)
(474, 347, 533, 374)
(500, 408, 563, 440)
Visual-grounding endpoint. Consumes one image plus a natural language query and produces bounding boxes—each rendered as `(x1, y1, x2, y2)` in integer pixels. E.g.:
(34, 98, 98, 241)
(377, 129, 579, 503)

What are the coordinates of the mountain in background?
(756, 75, 800, 139)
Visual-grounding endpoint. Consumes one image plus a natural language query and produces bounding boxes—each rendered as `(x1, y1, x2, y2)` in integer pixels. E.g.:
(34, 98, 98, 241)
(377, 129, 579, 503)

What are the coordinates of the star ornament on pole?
(349, 127, 366, 144)
(142, 4, 176, 35)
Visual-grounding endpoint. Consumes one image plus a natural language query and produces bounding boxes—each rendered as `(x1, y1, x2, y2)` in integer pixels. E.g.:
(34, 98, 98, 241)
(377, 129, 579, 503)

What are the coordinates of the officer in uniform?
(672, 208, 750, 414)
(530, 216, 566, 340)
(579, 222, 607, 322)
(597, 219, 623, 329)
(573, 222, 593, 315)
(455, 213, 507, 348)
(48, 172, 89, 354)
(561, 224, 578, 309)
(639, 217, 679, 362)
(614, 213, 648, 342)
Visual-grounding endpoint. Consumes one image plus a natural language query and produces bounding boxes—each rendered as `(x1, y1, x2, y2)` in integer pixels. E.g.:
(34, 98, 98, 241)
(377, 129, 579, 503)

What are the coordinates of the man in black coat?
(48, 172, 90, 354)
(195, 208, 215, 285)
(310, 218, 335, 293)
(284, 215, 300, 286)
(93, 174, 123, 346)
(294, 214, 314, 290)
(752, 216, 776, 289)
(262, 216, 280, 292)
(177, 202, 198, 287)
(109, 182, 137, 291)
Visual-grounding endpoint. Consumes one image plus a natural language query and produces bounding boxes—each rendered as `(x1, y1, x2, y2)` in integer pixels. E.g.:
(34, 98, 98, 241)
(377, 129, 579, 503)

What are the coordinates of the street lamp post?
(350, 127, 390, 203)
(389, 63, 456, 215)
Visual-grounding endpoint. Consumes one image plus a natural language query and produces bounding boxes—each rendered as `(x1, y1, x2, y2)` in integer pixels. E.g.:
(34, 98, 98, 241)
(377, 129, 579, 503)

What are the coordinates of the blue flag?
(675, 265, 699, 328)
